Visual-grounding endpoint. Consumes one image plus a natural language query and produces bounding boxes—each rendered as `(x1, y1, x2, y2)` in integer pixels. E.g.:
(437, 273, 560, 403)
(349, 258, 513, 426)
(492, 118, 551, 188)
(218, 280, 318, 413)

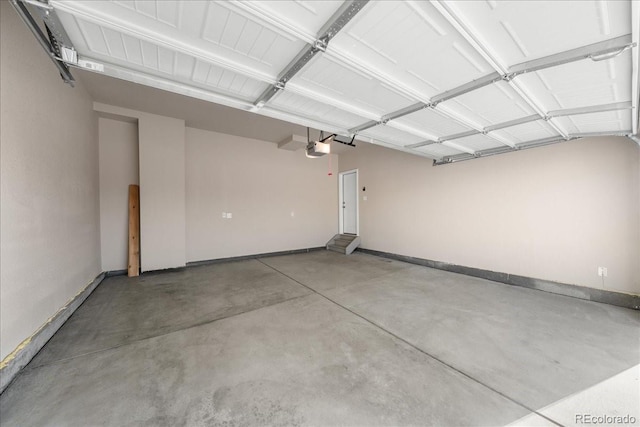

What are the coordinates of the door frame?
(338, 169, 359, 235)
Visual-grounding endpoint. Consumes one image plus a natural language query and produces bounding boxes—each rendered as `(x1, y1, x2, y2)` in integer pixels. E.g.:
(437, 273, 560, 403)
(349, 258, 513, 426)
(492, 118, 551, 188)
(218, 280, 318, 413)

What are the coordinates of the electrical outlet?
(597, 267, 608, 277)
(222, 212, 227, 219)
(227, 213, 232, 219)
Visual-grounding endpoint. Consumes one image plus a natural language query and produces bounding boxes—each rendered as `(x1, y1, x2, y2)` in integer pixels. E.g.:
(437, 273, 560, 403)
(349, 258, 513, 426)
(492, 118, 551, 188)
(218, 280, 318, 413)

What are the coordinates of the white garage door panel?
(515, 53, 632, 111)
(438, 81, 535, 128)
(112, 0, 180, 28)
(329, 1, 492, 100)
(53, 0, 306, 80)
(270, 91, 369, 130)
(59, 13, 269, 102)
(289, 55, 416, 118)
(232, 1, 346, 40)
(445, 0, 632, 68)
(47, 0, 636, 163)
(491, 120, 559, 144)
(393, 107, 472, 139)
(554, 111, 632, 135)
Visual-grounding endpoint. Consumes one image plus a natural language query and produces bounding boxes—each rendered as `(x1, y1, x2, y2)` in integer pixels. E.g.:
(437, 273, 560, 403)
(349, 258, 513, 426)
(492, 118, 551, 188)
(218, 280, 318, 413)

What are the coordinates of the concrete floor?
(1, 251, 638, 426)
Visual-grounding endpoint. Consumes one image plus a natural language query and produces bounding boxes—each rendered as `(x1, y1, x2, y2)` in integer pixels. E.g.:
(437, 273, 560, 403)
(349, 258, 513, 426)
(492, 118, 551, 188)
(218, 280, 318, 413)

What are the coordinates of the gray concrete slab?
(30, 259, 310, 367)
(260, 250, 413, 292)
(3, 251, 639, 425)
(317, 262, 640, 410)
(0, 294, 529, 427)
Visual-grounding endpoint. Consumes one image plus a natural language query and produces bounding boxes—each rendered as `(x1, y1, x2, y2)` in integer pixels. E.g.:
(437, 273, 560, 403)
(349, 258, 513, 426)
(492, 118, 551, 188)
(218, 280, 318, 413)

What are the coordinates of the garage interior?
(1, 0, 639, 426)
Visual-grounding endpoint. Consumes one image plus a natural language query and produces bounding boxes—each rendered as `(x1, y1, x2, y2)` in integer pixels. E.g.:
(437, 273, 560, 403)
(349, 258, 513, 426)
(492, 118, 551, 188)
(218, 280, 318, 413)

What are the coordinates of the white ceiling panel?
(329, 1, 493, 100)
(415, 143, 466, 159)
(515, 52, 632, 111)
(288, 55, 417, 118)
(437, 81, 535, 128)
(270, 91, 369, 130)
(444, 0, 632, 67)
(360, 125, 426, 148)
(393, 108, 472, 140)
(447, 134, 507, 153)
(491, 120, 559, 145)
(553, 110, 632, 135)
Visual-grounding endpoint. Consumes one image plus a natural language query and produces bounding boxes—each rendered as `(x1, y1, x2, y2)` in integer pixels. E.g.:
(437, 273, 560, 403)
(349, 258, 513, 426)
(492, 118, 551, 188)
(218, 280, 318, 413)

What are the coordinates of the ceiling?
(16, 0, 640, 164)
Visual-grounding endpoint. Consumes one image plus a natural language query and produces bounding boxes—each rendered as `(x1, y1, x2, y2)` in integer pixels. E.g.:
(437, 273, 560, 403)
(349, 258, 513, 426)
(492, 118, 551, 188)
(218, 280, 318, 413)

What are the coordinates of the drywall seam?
(0, 272, 106, 395)
(357, 248, 640, 310)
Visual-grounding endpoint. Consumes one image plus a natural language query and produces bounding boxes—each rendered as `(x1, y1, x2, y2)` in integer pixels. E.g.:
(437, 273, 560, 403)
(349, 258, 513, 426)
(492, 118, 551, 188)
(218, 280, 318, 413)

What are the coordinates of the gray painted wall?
(185, 127, 338, 262)
(138, 113, 187, 272)
(98, 118, 139, 271)
(0, 1, 102, 360)
(339, 137, 640, 295)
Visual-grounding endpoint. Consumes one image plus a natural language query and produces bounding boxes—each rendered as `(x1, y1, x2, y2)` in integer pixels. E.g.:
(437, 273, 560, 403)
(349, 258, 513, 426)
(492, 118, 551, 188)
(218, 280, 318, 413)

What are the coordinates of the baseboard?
(105, 269, 127, 277)
(357, 248, 639, 310)
(186, 247, 325, 267)
(0, 272, 106, 395)
(107, 247, 325, 275)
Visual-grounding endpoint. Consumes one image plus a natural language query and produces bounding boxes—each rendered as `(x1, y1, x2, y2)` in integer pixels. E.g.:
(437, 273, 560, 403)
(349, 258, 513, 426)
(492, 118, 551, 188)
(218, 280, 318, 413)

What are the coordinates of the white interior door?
(342, 171, 358, 235)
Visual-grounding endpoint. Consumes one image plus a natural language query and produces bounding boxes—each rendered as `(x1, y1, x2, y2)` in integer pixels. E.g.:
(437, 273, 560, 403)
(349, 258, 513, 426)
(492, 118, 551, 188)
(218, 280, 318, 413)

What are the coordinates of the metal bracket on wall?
(10, 0, 75, 86)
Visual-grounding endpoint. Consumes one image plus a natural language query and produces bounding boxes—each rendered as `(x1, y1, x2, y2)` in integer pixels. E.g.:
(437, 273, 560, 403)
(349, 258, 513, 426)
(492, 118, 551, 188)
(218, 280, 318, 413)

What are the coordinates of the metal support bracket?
(429, 72, 503, 105)
(381, 102, 428, 123)
(349, 120, 379, 134)
(439, 129, 479, 143)
(515, 136, 575, 150)
(483, 114, 541, 133)
(567, 131, 632, 139)
(313, 38, 328, 53)
(509, 35, 635, 77)
(10, 0, 75, 86)
(346, 71, 503, 139)
(406, 140, 437, 149)
(546, 101, 632, 118)
(251, 1, 369, 111)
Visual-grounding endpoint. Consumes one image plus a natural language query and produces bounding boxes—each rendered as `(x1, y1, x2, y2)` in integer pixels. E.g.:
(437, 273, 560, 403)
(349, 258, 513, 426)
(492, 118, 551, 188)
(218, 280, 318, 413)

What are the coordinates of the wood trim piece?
(128, 184, 140, 277)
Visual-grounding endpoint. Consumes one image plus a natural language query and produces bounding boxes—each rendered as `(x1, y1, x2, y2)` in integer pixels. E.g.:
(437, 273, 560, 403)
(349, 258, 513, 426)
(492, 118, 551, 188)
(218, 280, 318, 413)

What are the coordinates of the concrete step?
(335, 235, 356, 245)
(332, 239, 352, 248)
(325, 234, 361, 255)
(327, 244, 346, 254)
